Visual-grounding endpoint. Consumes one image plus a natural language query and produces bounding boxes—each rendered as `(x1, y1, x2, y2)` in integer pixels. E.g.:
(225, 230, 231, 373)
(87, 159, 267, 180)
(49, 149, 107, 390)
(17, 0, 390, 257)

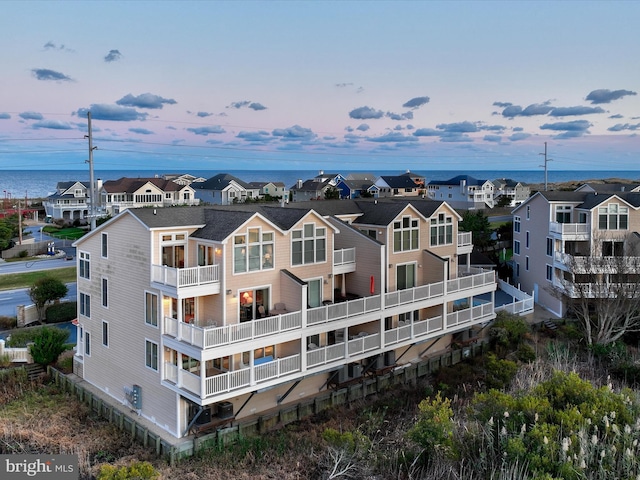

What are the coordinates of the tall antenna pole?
(539, 142, 552, 191)
(86, 112, 97, 230)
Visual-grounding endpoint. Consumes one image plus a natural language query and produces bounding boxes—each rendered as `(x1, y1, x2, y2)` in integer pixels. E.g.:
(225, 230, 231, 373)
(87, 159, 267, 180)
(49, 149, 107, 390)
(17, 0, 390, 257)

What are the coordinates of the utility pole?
(17, 199, 22, 245)
(86, 112, 98, 231)
(539, 142, 552, 191)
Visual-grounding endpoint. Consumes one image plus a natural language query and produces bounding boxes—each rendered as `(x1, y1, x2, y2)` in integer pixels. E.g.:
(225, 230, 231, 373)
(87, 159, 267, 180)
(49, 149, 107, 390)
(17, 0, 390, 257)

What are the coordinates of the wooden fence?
(49, 341, 488, 464)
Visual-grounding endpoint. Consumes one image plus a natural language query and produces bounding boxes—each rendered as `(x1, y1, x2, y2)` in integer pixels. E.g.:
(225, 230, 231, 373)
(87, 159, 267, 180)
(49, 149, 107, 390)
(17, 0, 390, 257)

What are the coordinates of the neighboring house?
(511, 190, 640, 318)
(374, 174, 423, 198)
(574, 183, 640, 194)
(248, 181, 288, 202)
(493, 178, 530, 207)
(193, 173, 260, 205)
(101, 177, 199, 216)
(335, 179, 375, 199)
(44, 180, 98, 223)
(72, 198, 497, 440)
(290, 178, 335, 202)
(427, 175, 495, 209)
(162, 173, 207, 186)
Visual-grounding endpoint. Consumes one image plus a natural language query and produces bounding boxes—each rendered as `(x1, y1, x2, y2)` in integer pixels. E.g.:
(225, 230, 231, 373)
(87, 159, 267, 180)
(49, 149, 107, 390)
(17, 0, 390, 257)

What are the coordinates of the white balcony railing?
(151, 264, 219, 289)
(457, 231, 472, 248)
(164, 310, 303, 349)
(333, 248, 356, 267)
(549, 222, 590, 236)
(165, 354, 302, 398)
(164, 269, 496, 350)
(307, 295, 381, 326)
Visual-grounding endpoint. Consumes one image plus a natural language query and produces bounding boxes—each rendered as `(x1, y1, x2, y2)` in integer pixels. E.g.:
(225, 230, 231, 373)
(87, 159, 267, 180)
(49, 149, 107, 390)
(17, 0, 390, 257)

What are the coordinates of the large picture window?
(430, 213, 453, 247)
(394, 216, 419, 252)
(234, 228, 274, 273)
(598, 204, 628, 230)
(292, 224, 326, 265)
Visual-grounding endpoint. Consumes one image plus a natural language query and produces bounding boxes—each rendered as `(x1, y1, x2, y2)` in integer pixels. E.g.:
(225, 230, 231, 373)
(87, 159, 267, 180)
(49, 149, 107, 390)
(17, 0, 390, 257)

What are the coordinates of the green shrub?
(45, 302, 77, 323)
(484, 352, 518, 389)
(28, 326, 68, 366)
(18, 250, 29, 258)
(516, 343, 536, 363)
(408, 392, 456, 459)
(97, 461, 159, 480)
(5, 329, 37, 347)
(0, 353, 12, 367)
(489, 311, 529, 349)
(0, 315, 17, 330)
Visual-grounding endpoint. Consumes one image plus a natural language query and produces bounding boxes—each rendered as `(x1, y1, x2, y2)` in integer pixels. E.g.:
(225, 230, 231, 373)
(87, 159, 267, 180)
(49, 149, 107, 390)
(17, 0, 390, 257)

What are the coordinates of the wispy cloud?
(586, 89, 637, 104)
(366, 132, 418, 143)
(609, 114, 624, 119)
(435, 121, 479, 133)
(402, 96, 430, 109)
(0, 113, 11, 120)
(237, 130, 273, 142)
(43, 41, 74, 52)
(335, 82, 354, 88)
(483, 135, 502, 143)
(608, 123, 640, 132)
(228, 100, 268, 110)
(413, 128, 440, 137)
(272, 125, 316, 141)
(19, 111, 44, 120)
(31, 68, 73, 82)
(386, 111, 413, 121)
(540, 120, 591, 138)
(197, 112, 213, 117)
(349, 106, 384, 120)
(493, 101, 512, 108)
(116, 93, 177, 109)
(509, 132, 531, 141)
(500, 102, 553, 118)
(104, 49, 122, 62)
(32, 120, 72, 130)
(76, 104, 148, 121)
(129, 128, 154, 135)
(549, 106, 605, 117)
(186, 125, 226, 135)
(356, 124, 370, 132)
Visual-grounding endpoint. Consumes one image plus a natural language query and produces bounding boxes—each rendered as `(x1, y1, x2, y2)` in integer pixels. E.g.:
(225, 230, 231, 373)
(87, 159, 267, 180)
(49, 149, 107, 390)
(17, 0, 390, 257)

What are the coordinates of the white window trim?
(102, 320, 109, 347)
(145, 339, 159, 372)
(101, 232, 108, 259)
(144, 291, 159, 328)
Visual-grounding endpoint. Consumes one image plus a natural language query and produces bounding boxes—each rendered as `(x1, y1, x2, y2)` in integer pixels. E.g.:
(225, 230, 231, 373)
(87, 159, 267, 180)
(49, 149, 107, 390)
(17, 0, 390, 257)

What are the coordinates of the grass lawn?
(0, 267, 76, 290)
(42, 226, 86, 240)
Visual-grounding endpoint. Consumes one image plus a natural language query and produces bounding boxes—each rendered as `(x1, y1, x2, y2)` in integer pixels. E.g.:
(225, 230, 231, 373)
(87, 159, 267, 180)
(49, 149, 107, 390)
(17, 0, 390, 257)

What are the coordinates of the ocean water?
(2, 169, 640, 200)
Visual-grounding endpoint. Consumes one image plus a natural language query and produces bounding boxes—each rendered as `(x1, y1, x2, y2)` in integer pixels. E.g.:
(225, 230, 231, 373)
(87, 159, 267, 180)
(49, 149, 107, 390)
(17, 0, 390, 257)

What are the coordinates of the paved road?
(0, 283, 77, 317)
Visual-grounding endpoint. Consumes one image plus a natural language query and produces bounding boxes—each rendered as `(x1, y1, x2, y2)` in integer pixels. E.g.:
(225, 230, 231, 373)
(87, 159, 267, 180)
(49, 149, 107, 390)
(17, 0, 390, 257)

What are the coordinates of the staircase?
(24, 363, 46, 380)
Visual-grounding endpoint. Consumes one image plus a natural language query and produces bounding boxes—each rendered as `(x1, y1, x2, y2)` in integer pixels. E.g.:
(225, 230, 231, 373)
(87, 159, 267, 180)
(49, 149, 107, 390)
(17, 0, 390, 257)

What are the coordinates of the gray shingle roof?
(195, 173, 252, 190)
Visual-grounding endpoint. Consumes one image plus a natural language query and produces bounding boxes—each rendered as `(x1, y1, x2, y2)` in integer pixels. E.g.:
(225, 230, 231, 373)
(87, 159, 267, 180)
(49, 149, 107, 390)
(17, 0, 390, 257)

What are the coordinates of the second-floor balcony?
(553, 251, 640, 274)
(151, 263, 220, 296)
(457, 231, 473, 255)
(333, 247, 356, 274)
(164, 269, 496, 351)
(549, 222, 590, 239)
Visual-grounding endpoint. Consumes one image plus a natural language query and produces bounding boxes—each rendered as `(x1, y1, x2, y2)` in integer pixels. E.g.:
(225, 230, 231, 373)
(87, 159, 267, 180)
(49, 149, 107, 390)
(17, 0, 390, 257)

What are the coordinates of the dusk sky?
(1, 0, 639, 172)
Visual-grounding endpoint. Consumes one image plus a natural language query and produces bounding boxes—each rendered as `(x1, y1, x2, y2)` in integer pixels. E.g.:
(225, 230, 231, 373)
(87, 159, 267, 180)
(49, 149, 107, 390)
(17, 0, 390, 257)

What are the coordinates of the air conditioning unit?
(348, 363, 362, 378)
(328, 367, 347, 386)
(384, 350, 396, 366)
(370, 355, 384, 370)
(190, 406, 211, 425)
(217, 401, 234, 419)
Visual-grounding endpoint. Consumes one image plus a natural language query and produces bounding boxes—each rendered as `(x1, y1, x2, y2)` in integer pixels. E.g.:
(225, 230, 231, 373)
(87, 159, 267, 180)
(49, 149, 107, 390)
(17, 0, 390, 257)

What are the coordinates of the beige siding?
(77, 213, 180, 437)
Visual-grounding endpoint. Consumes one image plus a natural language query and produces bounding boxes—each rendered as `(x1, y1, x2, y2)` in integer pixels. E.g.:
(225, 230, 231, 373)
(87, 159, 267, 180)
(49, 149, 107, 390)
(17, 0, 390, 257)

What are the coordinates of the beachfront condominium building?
(72, 198, 496, 440)
(512, 190, 640, 318)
